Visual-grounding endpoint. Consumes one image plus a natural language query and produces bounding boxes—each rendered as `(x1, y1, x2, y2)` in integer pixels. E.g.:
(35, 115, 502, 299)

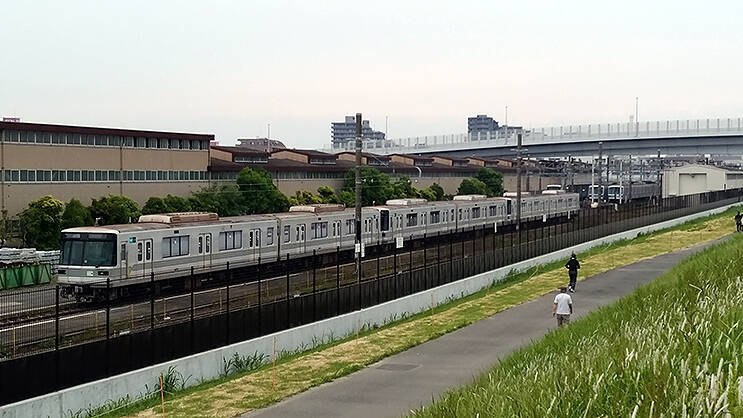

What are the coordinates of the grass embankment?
(412, 233, 743, 417)
(104, 207, 739, 418)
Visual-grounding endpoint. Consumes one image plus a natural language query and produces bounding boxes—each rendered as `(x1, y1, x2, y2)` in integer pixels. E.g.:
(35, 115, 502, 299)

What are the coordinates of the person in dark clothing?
(565, 253, 580, 293)
(735, 212, 742, 232)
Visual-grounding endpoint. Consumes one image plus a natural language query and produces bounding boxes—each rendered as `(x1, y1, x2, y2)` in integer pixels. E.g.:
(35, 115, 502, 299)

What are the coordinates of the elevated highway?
(334, 117, 743, 159)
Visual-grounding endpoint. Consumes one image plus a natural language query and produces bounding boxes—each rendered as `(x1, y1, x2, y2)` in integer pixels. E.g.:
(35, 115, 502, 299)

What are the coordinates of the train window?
(406, 213, 418, 227)
(430, 211, 440, 224)
(267, 227, 274, 245)
(120, 243, 126, 262)
(137, 242, 143, 262)
(162, 236, 189, 258)
(346, 219, 355, 235)
(489, 206, 497, 217)
(458, 209, 463, 221)
(312, 222, 328, 239)
(472, 207, 481, 219)
(205, 235, 211, 253)
(283, 225, 290, 243)
(249, 231, 254, 247)
(198, 236, 203, 253)
(220, 231, 242, 250)
(296, 226, 300, 241)
(145, 241, 152, 261)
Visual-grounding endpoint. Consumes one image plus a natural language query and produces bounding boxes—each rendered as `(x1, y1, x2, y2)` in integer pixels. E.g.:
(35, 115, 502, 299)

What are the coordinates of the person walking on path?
(735, 212, 742, 232)
(553, 287, 573, 328)
(565, 253, 580, 292)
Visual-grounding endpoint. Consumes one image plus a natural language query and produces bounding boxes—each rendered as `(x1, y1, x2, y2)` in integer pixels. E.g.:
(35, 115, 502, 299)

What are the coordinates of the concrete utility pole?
(516, 133, 522, 229)
(657, 149, 663, 200)
(597, 142, 603, 202)
(628, 155, 633, 202)
(354, 113, 363, 281)
(525, 153, 530, 192)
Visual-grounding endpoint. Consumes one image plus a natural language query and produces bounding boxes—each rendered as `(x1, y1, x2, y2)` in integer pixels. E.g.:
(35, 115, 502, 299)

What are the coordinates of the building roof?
(0, 121, 214, 140)
(272, 149, 337, 158)
(389, 153, 434, 162)
(211, 145, 269, 157)
(432, 155, 469, 163)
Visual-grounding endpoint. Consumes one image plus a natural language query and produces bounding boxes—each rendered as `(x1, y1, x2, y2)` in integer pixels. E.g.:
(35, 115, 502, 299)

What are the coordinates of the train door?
(295, 224, 306, 254)
(250, 228, 261, 260)
(380, 209, 390, 239)
(139, 239, 153, 278)
(120, 243, 128, 279)
(332, 220, 342, 248)
(197, 233, 212, 269)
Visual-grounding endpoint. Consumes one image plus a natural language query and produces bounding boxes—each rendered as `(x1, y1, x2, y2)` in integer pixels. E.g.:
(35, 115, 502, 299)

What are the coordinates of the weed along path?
(124, 210, 739, 418)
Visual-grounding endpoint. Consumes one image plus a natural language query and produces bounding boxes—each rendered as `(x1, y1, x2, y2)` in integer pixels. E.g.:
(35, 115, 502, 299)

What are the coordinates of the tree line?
(17, 166, 503, 250)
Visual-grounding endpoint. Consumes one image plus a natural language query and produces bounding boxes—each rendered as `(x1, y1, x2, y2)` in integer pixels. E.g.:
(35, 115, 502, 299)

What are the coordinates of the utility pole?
(657, 149, 663, 200)
(635, 97, 639, 137)
(628, 155, 633, 202)
(515, 133, 522, 229)
(525, 153, 530, 192)
(354, 113, 363, 283)
(597, 142, 603, 202)
(568, 155, 574, 191)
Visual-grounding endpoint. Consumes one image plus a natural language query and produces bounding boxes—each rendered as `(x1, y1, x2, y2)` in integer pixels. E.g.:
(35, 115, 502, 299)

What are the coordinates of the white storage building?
(662, 163, 743, 197)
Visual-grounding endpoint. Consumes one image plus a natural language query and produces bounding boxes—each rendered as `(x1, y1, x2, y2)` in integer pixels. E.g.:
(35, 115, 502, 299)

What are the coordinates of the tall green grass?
(412, 234, 743, 417)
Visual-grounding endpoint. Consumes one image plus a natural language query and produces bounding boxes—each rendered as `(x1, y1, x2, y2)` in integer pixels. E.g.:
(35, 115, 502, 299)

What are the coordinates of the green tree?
(338, 190, 355, 207)
(391, 176, 420, 199)
(141, 197, 171, 215)
(317, 186, 340, 204)
(163, 194, 192, 212)
(90, 195, 140, 225)
(427, 183, 446, 201)
(342, 167, 394, 206)
(19, 195, 65, 249)
(418, 188, 437, 201)
(236, 167, 289, 214)
(189, 185, 245, 216)
(476, 167, 504, 197)
(457, 178, 489, 196)
(60, 198, 93, 229)
(288, 190, 322, 206)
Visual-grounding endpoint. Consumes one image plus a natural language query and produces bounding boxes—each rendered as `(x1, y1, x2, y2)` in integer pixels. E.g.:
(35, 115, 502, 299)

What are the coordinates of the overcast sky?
(1, 1, 741, 148)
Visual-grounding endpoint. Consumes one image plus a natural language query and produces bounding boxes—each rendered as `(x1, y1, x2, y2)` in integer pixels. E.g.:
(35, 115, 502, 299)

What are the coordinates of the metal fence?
(0, 188, 741, 406)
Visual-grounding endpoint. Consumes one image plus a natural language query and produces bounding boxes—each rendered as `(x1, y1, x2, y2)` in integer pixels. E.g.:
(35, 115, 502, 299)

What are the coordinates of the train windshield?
(60, 233, 117, 267)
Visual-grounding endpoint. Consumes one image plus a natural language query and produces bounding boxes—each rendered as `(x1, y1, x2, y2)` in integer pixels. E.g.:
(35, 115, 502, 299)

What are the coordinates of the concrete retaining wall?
(2, 202, 739, 417)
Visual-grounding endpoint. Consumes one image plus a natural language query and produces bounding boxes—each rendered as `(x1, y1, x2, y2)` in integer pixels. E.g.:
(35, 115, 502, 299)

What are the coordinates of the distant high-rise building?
(468, 114, 500, 135)
(331, 116, 386, 149)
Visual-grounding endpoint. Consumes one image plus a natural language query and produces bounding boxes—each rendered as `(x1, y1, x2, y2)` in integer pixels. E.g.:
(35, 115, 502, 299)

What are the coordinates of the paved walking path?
(244, 238, 726, 418)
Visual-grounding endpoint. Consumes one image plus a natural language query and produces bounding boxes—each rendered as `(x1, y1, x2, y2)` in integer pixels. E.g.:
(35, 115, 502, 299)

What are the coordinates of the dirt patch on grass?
(129, 214, 735, 418)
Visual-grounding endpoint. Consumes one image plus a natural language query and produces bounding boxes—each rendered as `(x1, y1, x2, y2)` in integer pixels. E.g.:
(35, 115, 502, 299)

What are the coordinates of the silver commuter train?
(58, 192, 579, 301)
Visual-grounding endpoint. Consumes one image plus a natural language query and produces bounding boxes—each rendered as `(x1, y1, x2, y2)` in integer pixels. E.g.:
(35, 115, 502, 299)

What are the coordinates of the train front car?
(58, 227, 120, 302)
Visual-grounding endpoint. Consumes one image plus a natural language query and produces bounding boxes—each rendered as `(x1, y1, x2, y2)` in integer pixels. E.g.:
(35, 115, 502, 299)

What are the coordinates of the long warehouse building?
(0, 121, 213, 217)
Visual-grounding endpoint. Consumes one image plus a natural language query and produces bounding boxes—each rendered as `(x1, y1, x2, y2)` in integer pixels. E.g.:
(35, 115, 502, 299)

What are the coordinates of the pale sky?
(1, 1, 742, 148)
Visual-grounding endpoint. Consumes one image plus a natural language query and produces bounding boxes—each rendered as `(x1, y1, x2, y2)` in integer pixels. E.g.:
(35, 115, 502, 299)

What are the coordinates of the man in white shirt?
(553, 287, 573, 327)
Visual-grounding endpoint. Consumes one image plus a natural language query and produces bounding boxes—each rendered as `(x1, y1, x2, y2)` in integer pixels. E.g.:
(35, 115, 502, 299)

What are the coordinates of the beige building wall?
(3, 181, 211, 216)
(2, 142, 210, 217)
